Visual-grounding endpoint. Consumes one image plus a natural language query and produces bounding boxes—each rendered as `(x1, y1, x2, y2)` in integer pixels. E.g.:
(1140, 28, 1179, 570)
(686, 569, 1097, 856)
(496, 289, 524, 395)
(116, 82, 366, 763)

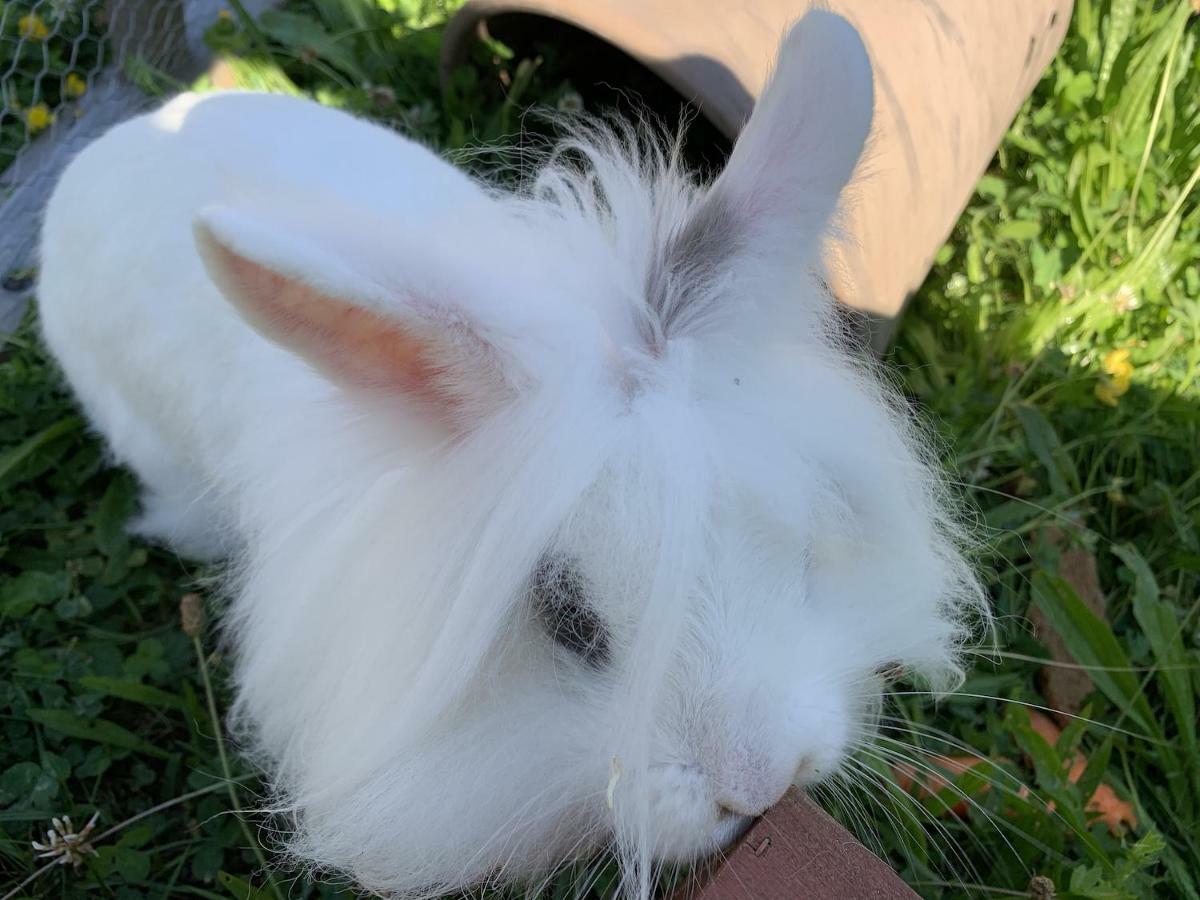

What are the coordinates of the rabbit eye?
(531, 556, 611, 667)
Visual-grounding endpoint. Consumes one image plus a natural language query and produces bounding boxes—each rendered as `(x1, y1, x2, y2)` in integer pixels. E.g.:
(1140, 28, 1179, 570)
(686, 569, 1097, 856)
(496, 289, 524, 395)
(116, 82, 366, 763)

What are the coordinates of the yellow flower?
(18, 13, 50, 41)
(1094, 381, 1128, 407)
(65, 73, 87, 97)
(1102, 348, 1134, 381)
(1095, 348, 1134, 406)
(25, 104, 54, 133)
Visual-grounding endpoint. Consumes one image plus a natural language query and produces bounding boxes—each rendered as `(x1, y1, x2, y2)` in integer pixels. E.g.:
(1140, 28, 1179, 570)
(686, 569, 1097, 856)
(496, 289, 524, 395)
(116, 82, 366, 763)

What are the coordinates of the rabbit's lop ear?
(194, 207, 512, 427)
(707, 10, 873, 264)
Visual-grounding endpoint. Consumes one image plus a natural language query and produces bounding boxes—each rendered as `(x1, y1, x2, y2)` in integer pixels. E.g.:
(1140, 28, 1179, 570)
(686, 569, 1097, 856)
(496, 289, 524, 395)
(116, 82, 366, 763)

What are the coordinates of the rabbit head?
(192, 10, 981, 898)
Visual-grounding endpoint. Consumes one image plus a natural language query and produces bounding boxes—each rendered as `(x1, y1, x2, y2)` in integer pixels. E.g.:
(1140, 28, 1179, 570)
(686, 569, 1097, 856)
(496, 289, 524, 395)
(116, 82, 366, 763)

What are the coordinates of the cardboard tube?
(441, 0, 1072, 349)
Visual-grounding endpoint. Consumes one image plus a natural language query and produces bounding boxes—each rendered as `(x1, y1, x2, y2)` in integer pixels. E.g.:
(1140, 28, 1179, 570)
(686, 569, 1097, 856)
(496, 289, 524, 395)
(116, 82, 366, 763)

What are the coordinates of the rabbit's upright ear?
(705, 10, 873, 266)
(194, 207, 513, 427)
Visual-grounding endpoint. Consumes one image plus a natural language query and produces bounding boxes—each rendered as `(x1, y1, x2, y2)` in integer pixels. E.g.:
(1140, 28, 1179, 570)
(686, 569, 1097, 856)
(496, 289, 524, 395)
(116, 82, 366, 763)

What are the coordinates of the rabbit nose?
(714, 753, 813, 818)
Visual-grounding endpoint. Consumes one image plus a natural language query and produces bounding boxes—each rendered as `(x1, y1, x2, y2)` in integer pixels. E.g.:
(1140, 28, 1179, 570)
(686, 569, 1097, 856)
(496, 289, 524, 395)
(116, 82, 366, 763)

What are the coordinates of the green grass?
(2, 0, 1198, 897)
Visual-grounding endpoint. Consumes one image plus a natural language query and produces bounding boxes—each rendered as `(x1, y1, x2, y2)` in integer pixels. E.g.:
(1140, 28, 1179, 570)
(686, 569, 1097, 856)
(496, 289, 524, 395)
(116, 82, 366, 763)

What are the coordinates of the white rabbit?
(38, 9, 981, 898)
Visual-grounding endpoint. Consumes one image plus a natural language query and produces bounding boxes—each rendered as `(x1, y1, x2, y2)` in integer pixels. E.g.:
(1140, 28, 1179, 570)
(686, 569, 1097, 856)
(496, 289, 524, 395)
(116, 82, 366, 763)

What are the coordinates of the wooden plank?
(673, 788, 919, 899)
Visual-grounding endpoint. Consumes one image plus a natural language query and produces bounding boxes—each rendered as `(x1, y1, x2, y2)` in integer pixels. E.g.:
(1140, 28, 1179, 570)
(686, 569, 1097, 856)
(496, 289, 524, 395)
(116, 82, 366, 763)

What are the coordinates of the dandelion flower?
(25, 104, 54, 133)
(1095, 348, 1134, 406)
(65, 73, 87, 97)
(19, 14, 50, 40)
(1102, 348, 1134, 381)
(1095, 382, 1125, 407)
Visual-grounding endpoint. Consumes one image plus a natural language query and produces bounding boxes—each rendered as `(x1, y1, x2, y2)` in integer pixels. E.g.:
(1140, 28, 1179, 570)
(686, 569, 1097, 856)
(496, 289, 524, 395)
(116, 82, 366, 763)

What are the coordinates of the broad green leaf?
(0, 416, 83, 486)
(1031, 241, 1064, 289)
(1015, 404, 1078, 496)
(1075, 729, 1114, 803)
(1116, 4, 1192, 136)
(258, 10, 369, 82)
(966, 241, 985, 283)
(1006, 707, 1109, 862)
(78, 675, 186, 710)
(1030, 572, 1159, 739)
(996, 219, 1042, 242)
(1162, 846, 1200, 900)
(0, 570, 70, 617)
(976, 174, 1008, 202)
(1061, 70, 1096, 109)
(113, 845, 152, 881)
(0, 761, 59, 807)
(27, 708, 171, 760)
(1097, 0, 1135, 100)
(1075, 0, 1098, 66)
(219, 870, 277, 900)
(94, 474, 137, 559)
(1113, 544, 1196, 755)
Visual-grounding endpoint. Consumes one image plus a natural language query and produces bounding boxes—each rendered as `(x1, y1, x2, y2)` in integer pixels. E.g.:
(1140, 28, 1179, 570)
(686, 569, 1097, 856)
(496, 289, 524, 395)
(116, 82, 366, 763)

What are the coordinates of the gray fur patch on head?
(500, 111, 753, 360)
(640, 191, 743, 353)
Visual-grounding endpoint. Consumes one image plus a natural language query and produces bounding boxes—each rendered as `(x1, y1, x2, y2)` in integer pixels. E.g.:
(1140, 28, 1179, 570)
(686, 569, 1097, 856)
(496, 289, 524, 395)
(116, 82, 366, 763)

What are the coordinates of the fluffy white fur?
(38, 10, 981, 898)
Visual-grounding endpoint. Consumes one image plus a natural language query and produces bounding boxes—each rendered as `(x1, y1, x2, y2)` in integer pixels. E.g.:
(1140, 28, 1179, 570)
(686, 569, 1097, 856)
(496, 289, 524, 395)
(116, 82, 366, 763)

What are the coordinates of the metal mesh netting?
(0, 0, 543, 332)
(0, 0, 602, 330)
(0, 0, 272, 326)
(1, 0, 109, 174)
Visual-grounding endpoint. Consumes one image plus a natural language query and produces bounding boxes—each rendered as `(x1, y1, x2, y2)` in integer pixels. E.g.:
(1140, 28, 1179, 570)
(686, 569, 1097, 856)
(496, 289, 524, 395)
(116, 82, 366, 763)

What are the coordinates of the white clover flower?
(31, 812, 100, 868)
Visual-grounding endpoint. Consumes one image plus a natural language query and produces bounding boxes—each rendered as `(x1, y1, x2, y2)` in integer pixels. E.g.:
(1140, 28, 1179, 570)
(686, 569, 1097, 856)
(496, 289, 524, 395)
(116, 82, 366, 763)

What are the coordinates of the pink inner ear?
(214, 241, 454, 406)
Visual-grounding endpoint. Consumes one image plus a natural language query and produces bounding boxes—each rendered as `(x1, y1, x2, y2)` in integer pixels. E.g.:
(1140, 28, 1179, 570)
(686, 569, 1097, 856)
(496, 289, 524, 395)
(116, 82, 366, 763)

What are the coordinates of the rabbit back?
(38, 91, 485, 554)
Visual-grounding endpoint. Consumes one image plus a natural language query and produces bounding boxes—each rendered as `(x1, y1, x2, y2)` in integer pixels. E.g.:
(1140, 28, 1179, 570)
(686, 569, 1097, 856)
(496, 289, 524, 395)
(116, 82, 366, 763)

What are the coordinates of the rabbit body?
(38, 12, 981, 899)
(39, 91, 487, 557)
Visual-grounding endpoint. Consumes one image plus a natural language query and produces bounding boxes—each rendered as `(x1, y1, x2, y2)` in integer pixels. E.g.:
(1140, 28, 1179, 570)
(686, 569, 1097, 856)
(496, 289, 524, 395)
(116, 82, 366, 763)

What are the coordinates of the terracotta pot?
(441, 0, 1072, 350)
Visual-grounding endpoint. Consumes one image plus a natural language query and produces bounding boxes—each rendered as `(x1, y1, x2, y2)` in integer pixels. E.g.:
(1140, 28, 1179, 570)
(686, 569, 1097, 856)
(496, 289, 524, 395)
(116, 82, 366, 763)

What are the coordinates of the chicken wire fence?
(0, 0, 273, 328)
